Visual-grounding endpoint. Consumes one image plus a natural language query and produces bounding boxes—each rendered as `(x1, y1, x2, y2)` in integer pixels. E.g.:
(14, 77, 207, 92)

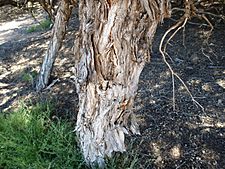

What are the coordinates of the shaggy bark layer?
(74, 0, 170, 167)
(36, 0, 75, 91)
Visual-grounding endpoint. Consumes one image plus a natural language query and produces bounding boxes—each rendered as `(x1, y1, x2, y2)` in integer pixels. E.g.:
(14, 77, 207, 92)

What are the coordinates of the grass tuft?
(105, 143, 139, 169)
(0, 102, 139, 169)
(0, 102, 85, 169)
(27, 18, 52, 33)
(21, 69, 38, 84)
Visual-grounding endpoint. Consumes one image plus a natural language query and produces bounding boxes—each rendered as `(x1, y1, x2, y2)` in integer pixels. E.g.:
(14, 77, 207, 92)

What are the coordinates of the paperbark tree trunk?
(36, 0, 75, 91)
(74, 0, 170, 167)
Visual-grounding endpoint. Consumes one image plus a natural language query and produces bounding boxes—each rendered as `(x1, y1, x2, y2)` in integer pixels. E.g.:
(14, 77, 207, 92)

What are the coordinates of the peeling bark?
(74, 0, 170, 167)
(36, 0, 75, 91)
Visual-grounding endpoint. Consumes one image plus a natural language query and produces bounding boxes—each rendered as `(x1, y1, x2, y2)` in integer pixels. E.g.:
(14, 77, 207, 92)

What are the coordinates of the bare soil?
(0, 5, 225, 169)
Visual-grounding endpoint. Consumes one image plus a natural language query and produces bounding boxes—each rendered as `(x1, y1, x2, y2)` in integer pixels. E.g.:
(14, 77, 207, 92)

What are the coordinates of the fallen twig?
(44, 78, 60, 91)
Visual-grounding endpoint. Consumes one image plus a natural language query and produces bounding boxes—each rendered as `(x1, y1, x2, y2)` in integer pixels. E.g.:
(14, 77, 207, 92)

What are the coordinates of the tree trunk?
(36, 0, 75, 91)
(39, 0, 59, 22)
(74, 0, 170, 167)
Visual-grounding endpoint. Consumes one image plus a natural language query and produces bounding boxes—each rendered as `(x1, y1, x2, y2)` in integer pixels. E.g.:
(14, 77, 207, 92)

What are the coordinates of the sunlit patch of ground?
(0, 18, 33, 44)
(0, 5, 46, 45)
(0, 5, 78, 113)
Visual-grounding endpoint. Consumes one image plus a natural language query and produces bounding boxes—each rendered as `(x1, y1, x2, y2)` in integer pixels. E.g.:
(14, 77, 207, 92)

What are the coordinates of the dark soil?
(135, 18, 225, 169)
(0, 5, 224, 169)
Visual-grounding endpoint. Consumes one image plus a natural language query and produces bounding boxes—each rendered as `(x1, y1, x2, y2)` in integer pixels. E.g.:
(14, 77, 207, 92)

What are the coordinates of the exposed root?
(197, 14, 216, 64)
(159, 0, 205, 112)
(201, 48, 213, 63)
(172, 7, 225, 20)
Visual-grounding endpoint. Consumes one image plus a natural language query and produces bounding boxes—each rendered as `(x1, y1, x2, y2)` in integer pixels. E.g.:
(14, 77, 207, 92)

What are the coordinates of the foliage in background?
(0, 102, 139, 169)
(27, 18, 52, 33)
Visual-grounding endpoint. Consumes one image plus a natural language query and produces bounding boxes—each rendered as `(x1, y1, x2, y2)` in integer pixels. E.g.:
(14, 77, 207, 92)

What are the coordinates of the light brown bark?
(36, 0, 75, 91)
(74, 0, 170, 167)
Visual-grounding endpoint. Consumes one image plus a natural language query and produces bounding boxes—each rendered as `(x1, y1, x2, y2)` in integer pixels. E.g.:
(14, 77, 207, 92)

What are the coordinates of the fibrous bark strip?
(74, 0, 170, 167)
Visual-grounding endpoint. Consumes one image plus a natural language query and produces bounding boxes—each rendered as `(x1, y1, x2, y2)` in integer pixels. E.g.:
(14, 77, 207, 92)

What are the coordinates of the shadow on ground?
(133, 19, 225, 168)
(0, 6, 79, 118)
(0, 5, 225, 169)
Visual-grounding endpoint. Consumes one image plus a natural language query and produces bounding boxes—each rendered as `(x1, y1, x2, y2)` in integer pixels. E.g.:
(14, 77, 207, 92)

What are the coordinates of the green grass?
(27, 18, 52, 33)
(0, 102, 85, 169)
(21, 70, 38, 84)
(105, 148, 139, 169)
(0, 102, 139, 169)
